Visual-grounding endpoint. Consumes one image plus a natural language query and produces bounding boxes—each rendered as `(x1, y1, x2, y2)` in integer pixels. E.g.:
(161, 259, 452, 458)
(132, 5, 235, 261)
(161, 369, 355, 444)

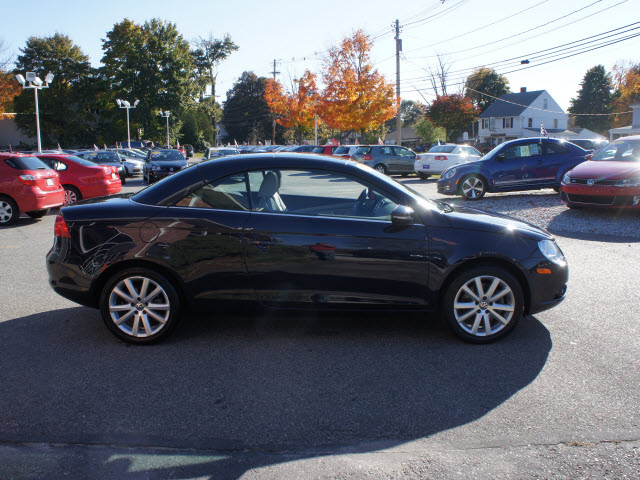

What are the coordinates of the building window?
(528, 118, 533, 128)
(543, 99, 548, 109)
(481, 118, 490, 129)
(503, 117, 513, 129)
(554, 119, 558, 129)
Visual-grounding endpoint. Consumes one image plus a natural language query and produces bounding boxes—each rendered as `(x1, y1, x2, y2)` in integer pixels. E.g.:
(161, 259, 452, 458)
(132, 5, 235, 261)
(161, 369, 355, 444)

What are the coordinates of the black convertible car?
(47, 154, 568, 344)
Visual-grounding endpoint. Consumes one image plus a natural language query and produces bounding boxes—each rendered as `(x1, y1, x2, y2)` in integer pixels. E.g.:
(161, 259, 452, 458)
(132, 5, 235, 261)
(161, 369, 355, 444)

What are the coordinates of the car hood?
(568, 160, 640, 180)
(437, 204, 552, 240)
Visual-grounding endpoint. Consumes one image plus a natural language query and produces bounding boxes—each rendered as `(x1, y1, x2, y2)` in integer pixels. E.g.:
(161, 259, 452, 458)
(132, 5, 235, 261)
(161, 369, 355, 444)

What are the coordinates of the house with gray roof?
(608, 102, 640, 140)
(477, 88, 569, 146)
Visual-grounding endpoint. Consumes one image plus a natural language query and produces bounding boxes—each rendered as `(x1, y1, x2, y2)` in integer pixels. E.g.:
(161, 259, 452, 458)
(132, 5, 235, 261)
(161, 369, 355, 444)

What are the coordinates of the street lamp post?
(159, 110, 170, 148)
(15, 72, 54, 154)
(116, 99, 140, 148)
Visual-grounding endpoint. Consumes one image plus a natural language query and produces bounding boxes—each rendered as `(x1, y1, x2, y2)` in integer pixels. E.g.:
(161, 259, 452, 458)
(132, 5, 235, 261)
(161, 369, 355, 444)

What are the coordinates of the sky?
(2, 0, 639, 112)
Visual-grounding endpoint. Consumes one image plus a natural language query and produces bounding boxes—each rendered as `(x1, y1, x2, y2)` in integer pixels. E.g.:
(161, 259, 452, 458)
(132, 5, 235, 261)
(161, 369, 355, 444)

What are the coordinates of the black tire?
(552, 186, 560, 193)
(100, 268, 182, 344)
(442, 266, 524, 344)
(418, 172, 431, 180)
(459, 174, 486, 200)
(120, 173, 126, 185)
(374, 163, 387, 175)
(63, 185, 82, 206)
(26, 209, 49, 219)
(0, 197, 19, 226)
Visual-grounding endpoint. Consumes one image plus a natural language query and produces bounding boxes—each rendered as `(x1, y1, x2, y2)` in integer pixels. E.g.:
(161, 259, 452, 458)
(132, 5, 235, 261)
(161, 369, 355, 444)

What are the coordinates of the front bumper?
(560, 184, 640, 208)
(526, 259, 569, 315)
(437, 177, 458, 194)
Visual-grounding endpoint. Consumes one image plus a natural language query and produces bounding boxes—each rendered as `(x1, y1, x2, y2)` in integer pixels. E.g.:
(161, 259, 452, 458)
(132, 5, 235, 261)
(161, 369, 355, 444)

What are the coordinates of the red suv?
(37, 154, 121, 205)
(0, 154, 64, 226)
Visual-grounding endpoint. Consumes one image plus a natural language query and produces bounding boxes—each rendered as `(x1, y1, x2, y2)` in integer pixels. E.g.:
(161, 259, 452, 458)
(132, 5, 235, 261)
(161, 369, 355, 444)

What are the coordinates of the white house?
(608, 102, 640, 140)
(477, 88, 570, 146)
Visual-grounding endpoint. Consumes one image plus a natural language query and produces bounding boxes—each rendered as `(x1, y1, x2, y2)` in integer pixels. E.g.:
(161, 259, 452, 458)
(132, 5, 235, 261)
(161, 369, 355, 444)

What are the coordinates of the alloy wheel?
(108, 276, 171, 338)
(64, 189, 78, 206)
(452, 275, 515, 337)
(461, 176, 485, 199)
(0, 200, 14, 223)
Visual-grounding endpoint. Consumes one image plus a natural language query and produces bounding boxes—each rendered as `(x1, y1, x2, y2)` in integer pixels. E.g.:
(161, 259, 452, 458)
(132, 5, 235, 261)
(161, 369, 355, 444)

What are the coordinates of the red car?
(0, 153, 64, 226)
(560, 135, 640, 209)
(312, 144, 340, 155)
(37, 154, 122, 206)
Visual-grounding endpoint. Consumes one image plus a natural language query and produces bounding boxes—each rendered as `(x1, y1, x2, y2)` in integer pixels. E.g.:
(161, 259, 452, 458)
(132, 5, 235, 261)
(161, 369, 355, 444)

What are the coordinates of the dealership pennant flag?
(104, 144, 107, 150)
(177, 139, 180, 148)
(9, 145, 12, 153)
(378, 137, 384, 145)
(94, 144, 98, 151)
(331, 138, 339, 145)
(355, 137, 359, 145)
(540, 123, 549, 138)
(437, 138, 441, 145)
(234, 139, 239, 148)
(258, 141, 263, 146)
(57, 143, 62, 152)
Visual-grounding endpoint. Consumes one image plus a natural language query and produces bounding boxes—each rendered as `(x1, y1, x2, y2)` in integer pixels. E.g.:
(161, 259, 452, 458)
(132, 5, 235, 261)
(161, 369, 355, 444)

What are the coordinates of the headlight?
(538, 240, 566, 266)
(562, 173, 570, 184)
(443, 168, 457, 179)
(180, 164, 188, 170)
(151, 165, 161, 171)
(615, 177, 640, 187)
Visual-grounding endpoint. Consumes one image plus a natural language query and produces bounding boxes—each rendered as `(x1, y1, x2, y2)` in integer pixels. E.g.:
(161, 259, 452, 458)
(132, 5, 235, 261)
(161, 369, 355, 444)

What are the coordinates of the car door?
(377, 146, 397, 172)
(539, 141, 572, 185)
(243, 168, 431, 309)
(491, 142, 543, 189)
(157, 172, 254, 308)
(392, 147, 417, 173)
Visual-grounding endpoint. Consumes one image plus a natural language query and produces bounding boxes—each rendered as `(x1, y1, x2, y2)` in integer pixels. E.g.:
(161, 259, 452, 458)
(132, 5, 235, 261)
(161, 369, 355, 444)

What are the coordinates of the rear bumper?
(17, 187, 65, 212)
(82, 180, 122, 199)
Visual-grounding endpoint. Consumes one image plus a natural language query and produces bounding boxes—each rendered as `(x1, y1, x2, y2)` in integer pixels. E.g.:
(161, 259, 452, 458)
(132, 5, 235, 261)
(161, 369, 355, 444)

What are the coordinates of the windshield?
(591, 140, 640, 162)
(82, 151, 121, 163)
(334, 147, 350, 154)
(428, 145, 456, 153)
(149, 150, 186, 162)
(60, 155, 101, 167)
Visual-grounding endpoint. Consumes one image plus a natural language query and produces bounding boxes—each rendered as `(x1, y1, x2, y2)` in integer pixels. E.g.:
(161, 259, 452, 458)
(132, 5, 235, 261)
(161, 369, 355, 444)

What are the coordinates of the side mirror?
(496, 154, 505, 161)
(585, 154, 593, 161)
(391, 205, 414, 225)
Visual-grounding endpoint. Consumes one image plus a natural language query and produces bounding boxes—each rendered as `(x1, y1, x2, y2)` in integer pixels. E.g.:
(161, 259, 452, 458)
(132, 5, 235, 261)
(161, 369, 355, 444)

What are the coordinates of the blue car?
(437, 138, 588, 200)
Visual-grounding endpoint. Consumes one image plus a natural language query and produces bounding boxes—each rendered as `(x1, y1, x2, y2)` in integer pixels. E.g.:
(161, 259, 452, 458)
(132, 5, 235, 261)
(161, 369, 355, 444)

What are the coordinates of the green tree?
(415, 118, 446, 144)
(192, 33, 238, 100)
(427, 94, 478, 142)
(101, 18, 196, 144)
(568, 65, 614, 134)
(464, 67, 510, 113)
(181, 98, 219, 149)
(223, 71, 282, 144)
(13, 33, 95, 146)
(385, 99, 425, 129)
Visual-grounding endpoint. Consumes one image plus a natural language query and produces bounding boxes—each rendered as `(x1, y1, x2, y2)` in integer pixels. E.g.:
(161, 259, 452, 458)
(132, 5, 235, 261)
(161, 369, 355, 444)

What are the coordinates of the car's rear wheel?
(63, 185, 82, 206)
(0, 197, 19, 226)
(26, 209, 49, 219)
(100, 268, 182, 344)
(374, 164, 387, 174)
(418, 172, 431, 180)
(442, 266, 523, 343)
(460, 175, 486, 200)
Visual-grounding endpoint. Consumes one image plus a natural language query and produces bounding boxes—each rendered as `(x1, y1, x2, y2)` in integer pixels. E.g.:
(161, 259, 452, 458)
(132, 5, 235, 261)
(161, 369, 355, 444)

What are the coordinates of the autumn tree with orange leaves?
(265, 70, 317, 142)
(318, 30, 398, 141)
(0, 72, 20, 117)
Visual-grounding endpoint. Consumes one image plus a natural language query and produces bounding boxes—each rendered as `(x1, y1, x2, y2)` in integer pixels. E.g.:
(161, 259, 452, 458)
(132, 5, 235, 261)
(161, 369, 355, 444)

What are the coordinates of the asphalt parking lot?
(1, 175, 639, 479)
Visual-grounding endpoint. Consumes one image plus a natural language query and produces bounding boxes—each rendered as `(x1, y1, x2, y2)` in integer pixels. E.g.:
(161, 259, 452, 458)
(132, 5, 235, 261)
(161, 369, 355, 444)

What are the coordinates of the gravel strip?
(402, 179, 640, 241)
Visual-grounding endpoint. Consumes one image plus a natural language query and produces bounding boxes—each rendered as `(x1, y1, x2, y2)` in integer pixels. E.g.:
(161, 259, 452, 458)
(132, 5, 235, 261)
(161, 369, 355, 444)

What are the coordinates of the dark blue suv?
(437, 138, 588, 200)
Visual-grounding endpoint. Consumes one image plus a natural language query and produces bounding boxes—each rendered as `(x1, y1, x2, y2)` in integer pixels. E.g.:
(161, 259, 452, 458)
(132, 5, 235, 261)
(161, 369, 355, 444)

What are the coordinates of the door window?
(393, 147, 416, 158)
(379, 146, 394, 156)
(247, 169, 398, 220)
(175, 173, 249, 210)
(542, 142, 568, 155)
(502, 143, 542, 159)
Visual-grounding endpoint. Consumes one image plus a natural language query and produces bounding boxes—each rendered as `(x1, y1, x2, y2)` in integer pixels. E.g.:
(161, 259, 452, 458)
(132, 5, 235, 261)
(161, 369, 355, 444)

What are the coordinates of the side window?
(466, 147, 480, 156)
(380, 146, 393, 155)
(394, 147, 415, 158)
(54, 161, 67, 171)
(502, 143, 541, 159)
(174, 173, 249, 211)
(543, 142, 569, 155)
(247, 169, 398, 220)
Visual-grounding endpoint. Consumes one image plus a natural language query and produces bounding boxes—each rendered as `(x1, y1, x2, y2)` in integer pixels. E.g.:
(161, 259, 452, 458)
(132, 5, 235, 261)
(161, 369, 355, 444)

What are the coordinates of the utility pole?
(395, 19, 402, 147)
(271, 59, 280, 145)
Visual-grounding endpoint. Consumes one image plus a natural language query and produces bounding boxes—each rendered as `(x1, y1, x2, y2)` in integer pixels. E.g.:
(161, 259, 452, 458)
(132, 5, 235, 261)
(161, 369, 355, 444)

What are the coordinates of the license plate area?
(46, 178, 54, 186)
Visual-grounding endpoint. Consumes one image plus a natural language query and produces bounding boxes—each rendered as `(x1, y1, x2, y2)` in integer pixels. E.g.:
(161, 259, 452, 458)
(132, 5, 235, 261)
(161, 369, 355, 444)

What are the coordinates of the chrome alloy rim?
(375, 165, 385, 173)
(453, 275, 515, 337)
(462, 177, 484, 198)
(108, 276, 170, 337)
(0, 201, 13, 223)
(64, 189, 78, 205)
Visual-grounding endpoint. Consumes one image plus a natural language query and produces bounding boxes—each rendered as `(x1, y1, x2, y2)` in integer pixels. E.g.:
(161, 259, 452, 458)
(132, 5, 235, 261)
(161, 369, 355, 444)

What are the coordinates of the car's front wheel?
(100, 268, 182, 344)
(460, 175, 486, 200)
(442, 266, 523, 343)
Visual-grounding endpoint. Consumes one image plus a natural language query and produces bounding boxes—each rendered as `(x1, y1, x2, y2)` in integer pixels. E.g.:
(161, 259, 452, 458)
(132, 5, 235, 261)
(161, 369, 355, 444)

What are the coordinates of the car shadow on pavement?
(0, 306, 552, 479)
(547, 208, 640, 243)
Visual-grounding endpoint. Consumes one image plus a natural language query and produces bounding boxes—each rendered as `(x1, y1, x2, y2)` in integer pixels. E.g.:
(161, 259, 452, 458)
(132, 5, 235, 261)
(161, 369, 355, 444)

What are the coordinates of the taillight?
(434, 155, 448, 161)
(363, 154, 373, 161)
(19, 174, 38, 186)
(416, 155, 422, 160)
(54, 215, 71, 238)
